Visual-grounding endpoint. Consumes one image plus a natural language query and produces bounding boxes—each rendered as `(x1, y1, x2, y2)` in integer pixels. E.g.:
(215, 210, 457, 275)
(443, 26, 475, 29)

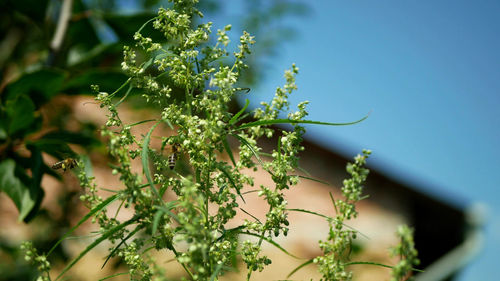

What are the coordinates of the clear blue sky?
(225, 1, 499, 280)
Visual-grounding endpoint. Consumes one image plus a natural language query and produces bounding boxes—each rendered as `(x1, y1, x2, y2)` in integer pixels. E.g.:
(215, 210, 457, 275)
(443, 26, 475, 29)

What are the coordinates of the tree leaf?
(4, 69, 66, 107)
(23, 145, 44, 222)
(40, 130, 100, 147)
(5, 95, 35, 135)
(0, 159, 43, 222)
(63, 69, 128, 95)
(29, 138, 75, 160)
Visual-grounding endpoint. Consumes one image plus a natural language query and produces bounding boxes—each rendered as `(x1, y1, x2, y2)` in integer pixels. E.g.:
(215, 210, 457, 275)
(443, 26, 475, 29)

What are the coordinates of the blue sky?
(226, 1, 500, 280)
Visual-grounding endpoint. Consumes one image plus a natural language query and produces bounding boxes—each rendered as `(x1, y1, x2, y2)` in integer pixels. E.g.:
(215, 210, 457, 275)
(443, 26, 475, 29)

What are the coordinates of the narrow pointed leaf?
(239, 207, 261, 223)
(101, 225, 142, 269)
(47, 194, 120, 256)
(152, 209, 164, 236)
(142, 121, 161, 199)
(344, 261, 424, 273)
(286, 208, 329, 219)
(236, 115, 368, 130)
(98, 272, 129, 281)
(114, 84, 133, 107)
(286, 208, 368, 239)
(239, 231, 300, 259)
(222, 136, 236, 166)
(209, 263, 224, 281)
(287, 258, 314, 278)
(152, 200, 178, 234)
(229, 98, 250, 125)
(329, 192, 339, 214)
(216, 163, 245, 203)
(231, 134, 264, 167)
(296, 175, 330, 185)
(127, 119, 157, 127)
(55, 217, 138, 281)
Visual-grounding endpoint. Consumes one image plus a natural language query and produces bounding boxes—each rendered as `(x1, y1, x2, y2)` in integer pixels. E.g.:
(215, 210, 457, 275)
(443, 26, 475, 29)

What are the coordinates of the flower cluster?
(390, 225, 420, 281)
(21, 241, 51, 281)
(314, 150, 371, 281)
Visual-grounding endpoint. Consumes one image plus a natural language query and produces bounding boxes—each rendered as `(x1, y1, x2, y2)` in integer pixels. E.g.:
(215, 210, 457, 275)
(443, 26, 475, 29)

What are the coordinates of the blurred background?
(1, 0, 498, 280)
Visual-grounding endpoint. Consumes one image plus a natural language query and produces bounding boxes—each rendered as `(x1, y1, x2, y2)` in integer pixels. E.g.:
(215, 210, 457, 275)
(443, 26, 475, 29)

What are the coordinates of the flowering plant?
(23, 1, 419, 280)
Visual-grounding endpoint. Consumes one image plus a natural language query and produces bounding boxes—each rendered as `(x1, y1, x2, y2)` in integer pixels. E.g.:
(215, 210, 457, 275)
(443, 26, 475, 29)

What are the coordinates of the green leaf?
(231, 134, 265, 167)
(239, 231, 301, 259)
(23, 145, 44, 222)
(239, 207, 261, 223)
(126, 119, 158, 127)
(142, 122, 161, 199)
(114, 84, 133, 107)
(235, 115, 369, 130)
(229, 98, 250, 125)
(4, 69, 66, 107)
(0, 121, 7, 140)
(5, 95, 35, 135)
(344, 261, 393, 269)
(216, 225, 245, 242)
(61, 1, 99, 50)
(329, 192, 339, 214)
(63, 69, 128, 95)
(152, 200, 178, 235)
(152, 209, 164, 236)
(296, 175, 330, 186)
(155, 206, 180, 224)
(98, 272, 129, 281)
(344, 261, 424, 273)
(222, 136, 236, 166)
(13, 155, 60, 180)
(40, 130, 100, 147)
(209, 263, 224, 281)
(101, 225, 142, 269)
(287, 258, 314, 278)
(286, 208, 329, 219)
(286, 208, 368, 239)
(215, 163, 245, 203)
(55, 216, 138, 281)
(29, 138, 75, 160)
(47, 194, 120, 257)
(0, 159, 44, 222)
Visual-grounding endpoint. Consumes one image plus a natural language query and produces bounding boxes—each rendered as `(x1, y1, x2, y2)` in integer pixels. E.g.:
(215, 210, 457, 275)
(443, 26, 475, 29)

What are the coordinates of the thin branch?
(48, 0, 73, 64)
